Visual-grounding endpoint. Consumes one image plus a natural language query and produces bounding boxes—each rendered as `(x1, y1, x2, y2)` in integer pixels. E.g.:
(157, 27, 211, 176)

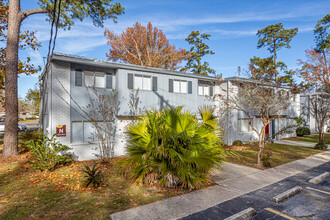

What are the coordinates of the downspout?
(49, 63, 53, 137)
(226, 80, 229, 145)
(38, 75, 43, 131)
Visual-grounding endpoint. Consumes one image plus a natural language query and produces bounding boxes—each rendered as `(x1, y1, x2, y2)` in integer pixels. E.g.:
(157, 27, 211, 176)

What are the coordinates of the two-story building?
(39, 53, 216, 160)
(215, 77, 300, 145)
(40, 53, 299, 160)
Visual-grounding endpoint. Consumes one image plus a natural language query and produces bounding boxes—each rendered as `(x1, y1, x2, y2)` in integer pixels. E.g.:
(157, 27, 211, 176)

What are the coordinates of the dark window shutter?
(188, 81, 192, 94)
(169, 79, 173, 93)
(106, 73, 113, 89)
(152, 76, 157, 91)
(210, 86, 213, 96)
(128, 73, 134, 89)
(75, 69, 82, 86)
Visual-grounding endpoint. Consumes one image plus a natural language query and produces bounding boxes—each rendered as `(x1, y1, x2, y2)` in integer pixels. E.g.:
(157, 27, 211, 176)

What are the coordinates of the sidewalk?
(110, 151, 330, 220)
(274, 139, 329, 148)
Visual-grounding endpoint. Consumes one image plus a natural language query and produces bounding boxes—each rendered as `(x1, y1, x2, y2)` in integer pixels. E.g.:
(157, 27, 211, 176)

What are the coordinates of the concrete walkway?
(274, 139, 329, 149)
(110, 151, 330, 220)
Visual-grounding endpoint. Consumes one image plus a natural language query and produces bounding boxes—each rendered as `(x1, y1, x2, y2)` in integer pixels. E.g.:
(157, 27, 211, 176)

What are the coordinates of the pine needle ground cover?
(224, 143, 324, 169)
(0, 153, 193, 219)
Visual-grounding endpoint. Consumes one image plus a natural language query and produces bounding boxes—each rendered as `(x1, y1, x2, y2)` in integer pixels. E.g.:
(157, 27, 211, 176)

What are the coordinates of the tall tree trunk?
(318, 121, 324, 144)
(2, 0, 21, 157)
(319, 131, 324, 144)
(322, 50, 330, 93)
(273, 39, 278, 84)
(257, 130, 265, 166)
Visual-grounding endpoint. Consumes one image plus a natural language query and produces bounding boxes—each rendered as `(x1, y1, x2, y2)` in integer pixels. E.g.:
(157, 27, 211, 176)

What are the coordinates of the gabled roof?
(49, 52, 218, 81)
(224, 76, 292, 89)
(41, 53, 293, 90)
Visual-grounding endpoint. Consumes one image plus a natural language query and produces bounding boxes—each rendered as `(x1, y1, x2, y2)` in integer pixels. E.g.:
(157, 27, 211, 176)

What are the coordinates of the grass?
(224, 143, 324, 169)
(0, 153, 189, 219)
(283, 133, 330, 145)
(18, 119, 39, 123)
(0, 131, 326, 218)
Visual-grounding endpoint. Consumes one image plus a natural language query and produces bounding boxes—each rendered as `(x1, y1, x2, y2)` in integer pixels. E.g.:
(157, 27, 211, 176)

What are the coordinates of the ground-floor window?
(71, 121, 115, 143)
(238, 118, 252, 132)
(71, 121, 96, 143)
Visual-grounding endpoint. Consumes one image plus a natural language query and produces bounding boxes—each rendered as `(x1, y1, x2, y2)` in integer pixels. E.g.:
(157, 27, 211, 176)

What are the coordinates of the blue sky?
(18, 0, 330, 98)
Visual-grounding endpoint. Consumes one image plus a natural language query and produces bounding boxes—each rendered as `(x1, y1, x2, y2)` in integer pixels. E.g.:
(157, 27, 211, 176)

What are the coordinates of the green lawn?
(224, 143, 324, 169)
(283, 133, 330, 144)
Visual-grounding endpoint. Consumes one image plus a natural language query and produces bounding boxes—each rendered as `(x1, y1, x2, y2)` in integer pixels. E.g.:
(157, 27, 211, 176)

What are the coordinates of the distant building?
(300, 93, 329, 133)
(40, 53, 299, 160)
(215, 77, 300, 145)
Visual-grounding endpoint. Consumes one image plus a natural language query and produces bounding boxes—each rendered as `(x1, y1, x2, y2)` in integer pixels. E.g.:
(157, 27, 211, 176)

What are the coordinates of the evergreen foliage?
(182, 31, 215, 75)
(119, 106, 224, 189)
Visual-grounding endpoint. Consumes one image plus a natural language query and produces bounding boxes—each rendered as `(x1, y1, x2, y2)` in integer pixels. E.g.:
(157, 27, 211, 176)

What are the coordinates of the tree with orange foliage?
(0, 0, 41, 103)
(104, 22, 187, 70)
(298, 48, 330, 93)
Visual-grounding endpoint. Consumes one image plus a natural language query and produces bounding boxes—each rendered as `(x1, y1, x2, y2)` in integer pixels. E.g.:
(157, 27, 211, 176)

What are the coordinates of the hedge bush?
(232, 140, 243, 146)
(296, 127, 310, 136)
(27, 134, 73, 171)
(314, 143, 328, 150)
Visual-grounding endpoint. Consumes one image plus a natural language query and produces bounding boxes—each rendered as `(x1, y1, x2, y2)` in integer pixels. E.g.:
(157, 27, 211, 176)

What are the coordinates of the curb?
(271, 186, 303, 203)
(309, 172, 330, 184)
(224, 207, 256, 220)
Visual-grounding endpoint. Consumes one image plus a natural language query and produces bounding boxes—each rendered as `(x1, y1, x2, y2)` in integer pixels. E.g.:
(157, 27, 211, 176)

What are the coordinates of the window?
(71, 121, 97, 143)
(95, 72, 105, 88)
(173, 80, 187, 93)
(238, 119, 252, 132)
(134, 75, 151, 90)
(71, 122, 83, 143)
(84, 71, 94, 87)
(84, 71, 106, 88)
(83, 122, 95, 142)
(198, 85, 210, 96)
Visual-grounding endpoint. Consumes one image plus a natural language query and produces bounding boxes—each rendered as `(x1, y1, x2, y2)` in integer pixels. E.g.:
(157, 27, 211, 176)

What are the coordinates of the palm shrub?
(80, 162, 104, 188)
(119, 106, 224, 190)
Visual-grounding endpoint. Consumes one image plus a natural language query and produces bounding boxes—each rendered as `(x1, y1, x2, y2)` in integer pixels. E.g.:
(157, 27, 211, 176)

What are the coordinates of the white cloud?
(57, 37, 107, 54)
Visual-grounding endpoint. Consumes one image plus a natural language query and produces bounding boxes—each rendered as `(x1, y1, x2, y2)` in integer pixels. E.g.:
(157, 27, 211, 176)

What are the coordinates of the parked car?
(0, 115, 5, 122)
(0, 123, 27, 132)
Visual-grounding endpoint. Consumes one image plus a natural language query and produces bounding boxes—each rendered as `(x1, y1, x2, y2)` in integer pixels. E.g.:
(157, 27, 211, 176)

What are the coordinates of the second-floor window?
(134, 75, 152, 91)
(75, 69, 113, 89)
(173, 80, 187, 93)
(84, 71, 105, 88)
(198, 85, 210, 96)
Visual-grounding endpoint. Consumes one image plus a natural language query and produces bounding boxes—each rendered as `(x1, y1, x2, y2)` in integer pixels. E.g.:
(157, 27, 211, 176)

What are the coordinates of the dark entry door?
(265, 123, 269, 135)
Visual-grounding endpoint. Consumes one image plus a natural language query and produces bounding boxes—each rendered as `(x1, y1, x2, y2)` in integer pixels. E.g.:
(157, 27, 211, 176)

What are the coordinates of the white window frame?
(198, 84, 210, 96)
(71, 121, 98, 143)
(84, 71, 106, 88)
(238, 118, 253, 133)
(173, 79, 187, 94)
(134, 74, 152, 91)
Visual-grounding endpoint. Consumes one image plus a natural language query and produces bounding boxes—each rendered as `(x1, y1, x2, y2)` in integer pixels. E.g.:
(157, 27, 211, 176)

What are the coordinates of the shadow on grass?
(0, 156, 170, 219)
